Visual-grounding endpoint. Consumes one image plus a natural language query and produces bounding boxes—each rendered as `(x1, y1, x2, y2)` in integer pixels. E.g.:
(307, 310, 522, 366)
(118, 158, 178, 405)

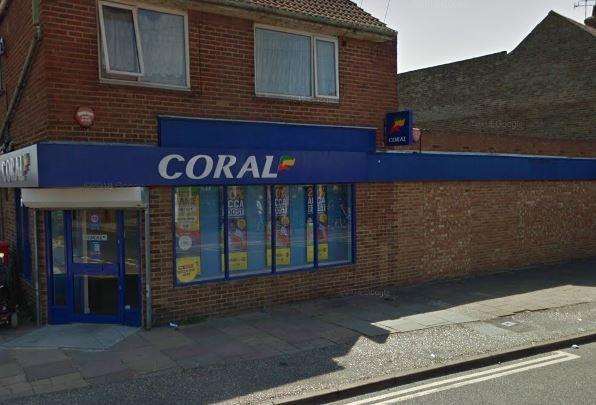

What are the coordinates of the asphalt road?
(336, 341, 596, 405)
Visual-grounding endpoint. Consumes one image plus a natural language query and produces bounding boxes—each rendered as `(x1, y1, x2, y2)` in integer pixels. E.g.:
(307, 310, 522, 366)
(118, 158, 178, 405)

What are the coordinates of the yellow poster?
(230, 251, 248, 271)
(267, 247, 291, 266)
(175, 187, 202, 283)
(176, 256, 201, 283)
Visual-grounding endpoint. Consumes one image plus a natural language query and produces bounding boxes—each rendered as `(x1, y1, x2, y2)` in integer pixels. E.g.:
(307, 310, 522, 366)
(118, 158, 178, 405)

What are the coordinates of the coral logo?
(277, 156, 296, 173)
(390, 118, 406, 135)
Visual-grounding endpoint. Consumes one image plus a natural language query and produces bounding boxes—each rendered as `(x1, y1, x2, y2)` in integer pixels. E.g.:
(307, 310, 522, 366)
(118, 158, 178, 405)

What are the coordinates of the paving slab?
(0, 362, 22, 379)
(7, 381, 33, 397)
(30, 378, 58, 395)
(12, 348, 68, 367)
(75, 357, 128, 379)
(137, 328, 194, 349)
(0, 372, 26, 387)
(50, 372, 88, 390)
(119, 347, 178, 374)
(24, 360, 77, 382)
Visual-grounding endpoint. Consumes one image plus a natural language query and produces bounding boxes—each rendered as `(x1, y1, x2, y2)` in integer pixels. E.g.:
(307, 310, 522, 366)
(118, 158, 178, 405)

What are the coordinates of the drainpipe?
(32, 209, 40, 326)
(144, 206, 152, 330)
(0, 0, 42, 153)
(0, 0, 11, 23)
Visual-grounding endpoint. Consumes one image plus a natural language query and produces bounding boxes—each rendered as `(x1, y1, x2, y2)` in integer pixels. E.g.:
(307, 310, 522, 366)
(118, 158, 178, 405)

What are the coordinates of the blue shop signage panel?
(385, 110, 413, 146)
(36, 143, 368, 187)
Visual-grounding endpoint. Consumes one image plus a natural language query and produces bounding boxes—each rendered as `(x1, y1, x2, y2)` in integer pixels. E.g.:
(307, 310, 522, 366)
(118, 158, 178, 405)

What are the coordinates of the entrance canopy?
(21, 187, 148, 209)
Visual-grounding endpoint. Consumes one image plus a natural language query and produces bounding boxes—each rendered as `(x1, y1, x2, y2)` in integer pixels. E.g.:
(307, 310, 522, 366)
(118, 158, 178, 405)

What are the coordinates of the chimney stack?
(585, 5, 596, 28)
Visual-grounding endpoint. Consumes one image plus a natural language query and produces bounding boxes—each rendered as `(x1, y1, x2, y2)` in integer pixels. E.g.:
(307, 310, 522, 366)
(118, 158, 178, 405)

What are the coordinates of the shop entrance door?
(68, 210, 123, 324)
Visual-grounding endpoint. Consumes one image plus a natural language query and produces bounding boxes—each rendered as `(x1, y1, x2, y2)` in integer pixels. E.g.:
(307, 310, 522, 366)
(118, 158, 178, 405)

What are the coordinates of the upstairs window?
(98, 2, 189, 89)
(255, 27, 339, 100)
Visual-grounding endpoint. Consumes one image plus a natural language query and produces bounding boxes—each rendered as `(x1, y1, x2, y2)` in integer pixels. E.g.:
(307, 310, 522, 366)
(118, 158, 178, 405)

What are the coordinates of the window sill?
(254, 93, 340, 105)
(99, 77, 191, 92)
(174, 260, 354, 288)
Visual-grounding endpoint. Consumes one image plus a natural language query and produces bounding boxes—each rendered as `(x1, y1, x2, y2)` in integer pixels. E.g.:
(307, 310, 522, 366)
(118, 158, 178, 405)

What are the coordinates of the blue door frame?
(46, 210, 141, 326)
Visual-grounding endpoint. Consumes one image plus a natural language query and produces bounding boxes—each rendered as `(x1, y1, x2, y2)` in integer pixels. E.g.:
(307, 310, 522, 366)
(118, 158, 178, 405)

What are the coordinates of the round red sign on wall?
(412, 127, 421, 143)
(75, 107, 95, 128)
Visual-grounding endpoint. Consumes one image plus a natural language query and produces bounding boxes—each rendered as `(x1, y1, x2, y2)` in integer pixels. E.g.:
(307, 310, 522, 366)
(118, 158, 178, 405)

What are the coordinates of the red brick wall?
(0, 0, 48, 149)
(41, 1, 398, 147)
(393, 181, 596, 285)
(391, 131, 596, 157)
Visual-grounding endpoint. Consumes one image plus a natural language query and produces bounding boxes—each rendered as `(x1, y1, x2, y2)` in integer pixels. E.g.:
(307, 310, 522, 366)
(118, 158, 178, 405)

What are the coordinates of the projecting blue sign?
(385, 110, 413, 146)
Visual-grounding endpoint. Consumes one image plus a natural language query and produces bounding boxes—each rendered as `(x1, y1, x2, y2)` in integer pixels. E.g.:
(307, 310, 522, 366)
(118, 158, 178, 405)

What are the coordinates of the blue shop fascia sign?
(0, 116, 594, 189)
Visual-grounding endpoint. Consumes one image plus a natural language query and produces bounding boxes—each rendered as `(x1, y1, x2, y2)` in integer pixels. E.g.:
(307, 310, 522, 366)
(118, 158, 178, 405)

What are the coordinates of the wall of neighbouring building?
(397, 12, 596, 154)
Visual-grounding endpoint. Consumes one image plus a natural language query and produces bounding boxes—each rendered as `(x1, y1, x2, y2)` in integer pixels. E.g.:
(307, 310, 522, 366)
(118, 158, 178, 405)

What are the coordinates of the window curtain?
(316, 39, 337, 96)
(255, 29, 312, 97)
(138, 10, 187, 86)
(102, 6, 140, 73)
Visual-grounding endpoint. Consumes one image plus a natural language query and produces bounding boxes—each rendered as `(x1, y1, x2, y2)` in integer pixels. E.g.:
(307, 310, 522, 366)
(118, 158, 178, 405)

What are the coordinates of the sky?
(352, 0, 592, 72)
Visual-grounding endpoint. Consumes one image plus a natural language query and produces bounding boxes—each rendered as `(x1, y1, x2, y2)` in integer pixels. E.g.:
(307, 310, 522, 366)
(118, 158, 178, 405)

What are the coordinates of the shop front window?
(319, 184, 353, 265)
(174, 186, 224, 284)
(174, 184, 354, 285)
(275, 185, 314, 272)
(227, 186, 271, 276)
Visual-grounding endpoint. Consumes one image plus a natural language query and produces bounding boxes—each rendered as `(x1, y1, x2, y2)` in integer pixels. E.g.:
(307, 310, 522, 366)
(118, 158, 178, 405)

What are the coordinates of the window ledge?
(99, 77, 192, 92)
(254, 93, 340, 105)
(174, 261, 355, 288)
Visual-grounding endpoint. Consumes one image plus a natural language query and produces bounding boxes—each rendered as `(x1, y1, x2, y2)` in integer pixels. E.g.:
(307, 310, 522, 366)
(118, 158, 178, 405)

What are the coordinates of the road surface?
(336, 341, 596, 405)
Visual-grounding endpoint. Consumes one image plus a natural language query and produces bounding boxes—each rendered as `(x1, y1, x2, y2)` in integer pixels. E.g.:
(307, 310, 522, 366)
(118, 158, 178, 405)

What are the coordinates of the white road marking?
(348, 351, 580, 405)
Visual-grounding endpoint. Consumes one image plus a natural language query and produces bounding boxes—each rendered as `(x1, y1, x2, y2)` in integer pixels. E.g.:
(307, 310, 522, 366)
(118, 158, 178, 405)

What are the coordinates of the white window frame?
(254, 24, 340, 102)
(313, 37, 340, 100)
(98, 1, 145, 77)
(97, 0, 191, 91)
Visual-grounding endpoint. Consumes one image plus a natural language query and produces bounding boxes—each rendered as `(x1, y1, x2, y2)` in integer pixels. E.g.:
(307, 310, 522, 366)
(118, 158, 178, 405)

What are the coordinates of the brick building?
(398, 10, 596, 157)
(0, 1, 594, 328)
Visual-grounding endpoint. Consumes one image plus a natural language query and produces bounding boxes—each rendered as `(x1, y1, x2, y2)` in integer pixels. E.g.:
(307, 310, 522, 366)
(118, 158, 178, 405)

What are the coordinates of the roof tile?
(210, 0, 392, 33)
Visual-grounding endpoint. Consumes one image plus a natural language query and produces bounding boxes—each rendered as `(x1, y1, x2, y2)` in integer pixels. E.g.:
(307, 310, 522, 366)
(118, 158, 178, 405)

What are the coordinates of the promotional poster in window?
(267, 186, 291, 266)
(307, 185, 329, 262)
(175, 188, 202, 283)
(228, 186, 249, 271)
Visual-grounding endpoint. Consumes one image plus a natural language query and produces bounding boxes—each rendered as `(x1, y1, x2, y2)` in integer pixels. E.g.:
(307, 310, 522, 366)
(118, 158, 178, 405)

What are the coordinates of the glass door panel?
(72, 210, 118, 265)
(69, 209, 121, 323)
(73, 274, 119, 316)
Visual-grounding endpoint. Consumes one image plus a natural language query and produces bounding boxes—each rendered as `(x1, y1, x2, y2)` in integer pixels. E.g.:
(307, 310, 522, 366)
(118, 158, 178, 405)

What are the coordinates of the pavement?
(334, 341, 596, 404)
(0, 259, 594, 403)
